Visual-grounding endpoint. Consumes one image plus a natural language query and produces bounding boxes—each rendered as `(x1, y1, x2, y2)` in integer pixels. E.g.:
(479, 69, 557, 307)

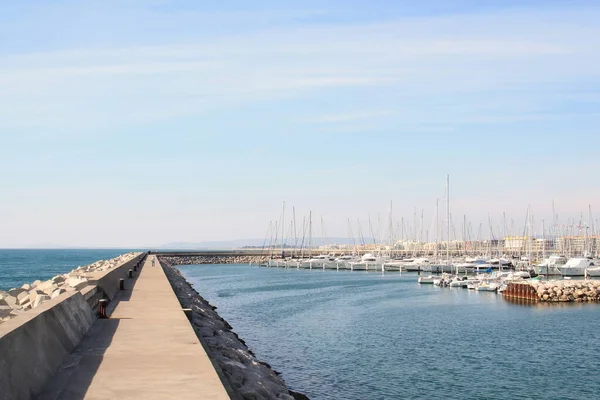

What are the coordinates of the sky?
(1, 0, 600, 247)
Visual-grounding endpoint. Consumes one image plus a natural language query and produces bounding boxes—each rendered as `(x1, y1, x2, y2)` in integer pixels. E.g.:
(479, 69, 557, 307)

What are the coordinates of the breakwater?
(160, 254, 267, 265)
(0, 252, 145, 400)
(0, 252, 141, 325)
(160, 258, 308, 400)
(504, 280, 600, 302)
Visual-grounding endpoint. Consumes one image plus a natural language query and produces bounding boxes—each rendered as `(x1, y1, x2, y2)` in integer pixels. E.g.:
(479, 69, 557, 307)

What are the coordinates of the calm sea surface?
(0, 249, 139, 290)
(180, 264, 600, 400)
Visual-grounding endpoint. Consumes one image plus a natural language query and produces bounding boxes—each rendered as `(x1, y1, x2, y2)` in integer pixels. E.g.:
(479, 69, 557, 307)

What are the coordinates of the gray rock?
(0, 306, 12, 318)
(42, 284, 59, 296)
(51, 288, 67, 299)
(8, 287, 26, 297)
(32, 294, 51, 308)
(3, 294, 19, 309)
(66, 277, 89, 290)
(17, 291, 30, 305)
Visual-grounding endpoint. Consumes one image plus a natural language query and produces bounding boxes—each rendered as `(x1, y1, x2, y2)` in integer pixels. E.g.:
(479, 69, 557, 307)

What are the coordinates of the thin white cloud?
(302, 111, 394, 124)
(0, 5, 599, 137)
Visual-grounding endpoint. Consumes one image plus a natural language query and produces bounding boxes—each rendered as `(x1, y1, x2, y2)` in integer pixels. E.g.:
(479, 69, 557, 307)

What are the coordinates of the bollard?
(129, 269, 133, 278)
(119, 278, 125, 290)
(99, 299, 108, 319)
(133, 263, 137, 272)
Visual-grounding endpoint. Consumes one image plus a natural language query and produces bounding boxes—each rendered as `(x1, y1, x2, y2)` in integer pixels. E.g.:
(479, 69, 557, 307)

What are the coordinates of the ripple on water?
(180, 265, 600, 400)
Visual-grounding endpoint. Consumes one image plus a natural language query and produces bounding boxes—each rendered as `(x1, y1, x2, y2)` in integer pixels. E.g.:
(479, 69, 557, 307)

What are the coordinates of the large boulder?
(51, 288, 67, 299)
(27, 290, 47, 305)
(66, 277, 89, 291)
(37, 280, 57, 293)
(0, 305, 12, 318)
(2, 294, 19, 309)
(17, 291, 30, 306)
(41, 284, 59, 296)
(32, 294, 51, 308)
(8, 287, 26, 297)
(51, 275, 66, 285)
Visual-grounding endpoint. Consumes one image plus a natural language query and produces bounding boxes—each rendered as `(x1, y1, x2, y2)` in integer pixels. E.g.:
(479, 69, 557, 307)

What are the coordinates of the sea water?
(180, 264, 600, 400)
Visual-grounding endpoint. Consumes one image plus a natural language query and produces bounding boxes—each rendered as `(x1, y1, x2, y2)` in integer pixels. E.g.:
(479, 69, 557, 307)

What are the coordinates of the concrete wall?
(0, 292, 94, 400)
(0, 253, 146, 400)
(86, 253, 146, 305)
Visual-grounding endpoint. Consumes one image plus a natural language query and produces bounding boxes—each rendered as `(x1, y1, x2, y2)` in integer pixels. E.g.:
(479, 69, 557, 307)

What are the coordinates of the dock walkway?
(39, 256, 230, 400)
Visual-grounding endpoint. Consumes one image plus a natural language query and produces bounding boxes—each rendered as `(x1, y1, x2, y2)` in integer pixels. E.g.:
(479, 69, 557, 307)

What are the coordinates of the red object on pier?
(99, 299, 108, 319)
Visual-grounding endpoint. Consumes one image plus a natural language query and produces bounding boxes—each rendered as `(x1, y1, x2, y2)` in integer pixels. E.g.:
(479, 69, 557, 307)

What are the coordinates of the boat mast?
(300, 216, 306, 258)
(292, 207, 297, 258)
(321, 215, 326, 253)
(308, 211, 312, 257)
(542, 219, 546, 259)
(446, 175, 450, 269)
(279, 201, 286, 258)
(435, 199, 439, 261)
(389, 201, 394, 258)
(264, 221, 273, 259)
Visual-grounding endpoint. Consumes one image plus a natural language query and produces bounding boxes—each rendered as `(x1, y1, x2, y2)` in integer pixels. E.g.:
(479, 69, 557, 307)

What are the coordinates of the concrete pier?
(39, 256, 230, 400)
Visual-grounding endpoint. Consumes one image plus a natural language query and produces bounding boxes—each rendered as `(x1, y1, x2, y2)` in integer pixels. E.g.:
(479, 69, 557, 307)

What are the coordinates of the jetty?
(0, 252, 303, 400)
(38, 255, 230, 399)
(0, 254, 231, 400)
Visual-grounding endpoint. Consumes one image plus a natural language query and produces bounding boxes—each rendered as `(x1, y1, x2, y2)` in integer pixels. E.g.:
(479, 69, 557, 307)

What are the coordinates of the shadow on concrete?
(36, 267, 144, 400)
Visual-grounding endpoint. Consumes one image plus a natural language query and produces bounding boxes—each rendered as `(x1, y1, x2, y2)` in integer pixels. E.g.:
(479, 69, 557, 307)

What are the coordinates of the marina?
(181, 263, 600, 400)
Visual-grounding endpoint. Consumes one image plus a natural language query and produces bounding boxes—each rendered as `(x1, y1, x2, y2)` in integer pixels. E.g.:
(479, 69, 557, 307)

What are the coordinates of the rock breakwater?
(160, 259, 308, 400)
(0, 252, 141, 324)
(505, 280, 600, 302)
(161, 255, 267, 265)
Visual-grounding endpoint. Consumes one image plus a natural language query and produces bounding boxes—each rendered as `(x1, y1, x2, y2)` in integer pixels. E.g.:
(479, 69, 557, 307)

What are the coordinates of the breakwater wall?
(503, 280, 600, 302)
(160, 254, 267, 265)
(160, 259, 308, 400)
(0, 252, 145, 400)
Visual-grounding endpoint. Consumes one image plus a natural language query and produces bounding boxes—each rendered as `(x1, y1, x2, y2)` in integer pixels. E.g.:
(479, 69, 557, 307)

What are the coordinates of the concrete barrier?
(0, 292, 95, 400)
(0, 252, 146, 400)
(87, 253, 146, 301)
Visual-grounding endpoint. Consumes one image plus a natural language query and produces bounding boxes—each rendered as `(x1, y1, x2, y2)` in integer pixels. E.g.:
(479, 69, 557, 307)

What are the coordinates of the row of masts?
(262, 177, 599, 261)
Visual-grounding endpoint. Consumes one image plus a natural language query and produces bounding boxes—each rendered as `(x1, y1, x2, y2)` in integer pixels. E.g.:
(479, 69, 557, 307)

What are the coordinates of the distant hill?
(159, 237, 372, 250)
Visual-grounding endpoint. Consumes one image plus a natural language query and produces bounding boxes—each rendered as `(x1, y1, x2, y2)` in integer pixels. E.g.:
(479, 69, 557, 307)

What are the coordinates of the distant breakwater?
(160, 255, 267, 265)
(160, 259, 309, 400)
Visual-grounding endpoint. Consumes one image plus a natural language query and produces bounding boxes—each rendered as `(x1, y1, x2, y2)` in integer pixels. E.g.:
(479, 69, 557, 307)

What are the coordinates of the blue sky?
(1, 0, 599, 247)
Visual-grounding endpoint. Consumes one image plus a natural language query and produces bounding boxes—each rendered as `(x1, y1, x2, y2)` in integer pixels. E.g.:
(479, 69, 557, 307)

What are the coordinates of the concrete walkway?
(40, 256, 230, 400)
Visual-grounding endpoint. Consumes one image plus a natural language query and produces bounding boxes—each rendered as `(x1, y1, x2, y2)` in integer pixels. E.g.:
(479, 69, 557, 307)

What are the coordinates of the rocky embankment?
(0, 252, 141, 324)
(529, 280, 600, 302)
(160, 260, 308, 400)
(161, 255, 267, 265)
